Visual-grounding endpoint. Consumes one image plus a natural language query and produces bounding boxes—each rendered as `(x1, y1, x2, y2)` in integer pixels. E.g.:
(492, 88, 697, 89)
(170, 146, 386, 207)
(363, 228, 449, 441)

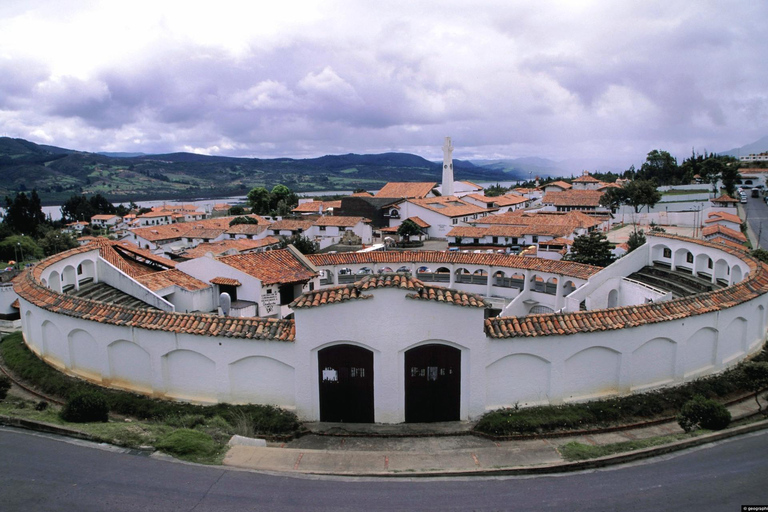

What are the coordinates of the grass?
(560, 431, 708, 461)
(0, 332, 301, 464)
(475, 344, 767, 437)
(661, 189, 709, 196)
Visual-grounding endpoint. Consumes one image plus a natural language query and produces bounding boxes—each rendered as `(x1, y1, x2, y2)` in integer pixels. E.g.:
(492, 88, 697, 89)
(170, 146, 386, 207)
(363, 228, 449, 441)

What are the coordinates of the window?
(492, 237, 498, 244)
(474, 238, 480, 244)
(532, 236, 539, 243)
(319, 226, 326, 231)
(708, 259, 713, 269)
(663, 248, 672, 258)
(686, 252, 694, 264)
(452, 218, 458, 225)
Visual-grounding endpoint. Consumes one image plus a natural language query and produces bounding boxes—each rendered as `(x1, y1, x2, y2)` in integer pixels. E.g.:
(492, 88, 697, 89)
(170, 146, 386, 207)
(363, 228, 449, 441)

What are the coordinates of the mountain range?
(0, 137, 521, 204)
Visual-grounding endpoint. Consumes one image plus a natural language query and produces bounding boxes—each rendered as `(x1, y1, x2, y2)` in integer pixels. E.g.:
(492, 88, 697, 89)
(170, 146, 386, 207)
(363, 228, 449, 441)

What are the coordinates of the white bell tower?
(442, 136, 454, 197)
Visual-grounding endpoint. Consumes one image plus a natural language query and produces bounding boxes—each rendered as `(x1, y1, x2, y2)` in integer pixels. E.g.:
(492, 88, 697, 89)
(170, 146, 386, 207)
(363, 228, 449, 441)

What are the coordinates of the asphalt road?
(1, 427, 767, 512)
(744, 194, 768, 249)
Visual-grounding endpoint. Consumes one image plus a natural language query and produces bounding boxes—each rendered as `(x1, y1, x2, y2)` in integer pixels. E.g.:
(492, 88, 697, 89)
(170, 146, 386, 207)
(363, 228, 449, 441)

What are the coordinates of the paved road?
(1, 427, 767, 512)
(744, 194, 768, 249)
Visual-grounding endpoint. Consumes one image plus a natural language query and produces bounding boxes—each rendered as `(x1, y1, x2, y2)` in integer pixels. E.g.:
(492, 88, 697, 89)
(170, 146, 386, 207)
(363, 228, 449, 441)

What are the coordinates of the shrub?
(677, 395, 731, 433)
(60, 391, 109, 423)
(0, 375, 11, 400)
(34, 401, 48, 411)
(156, 429, 217, 458)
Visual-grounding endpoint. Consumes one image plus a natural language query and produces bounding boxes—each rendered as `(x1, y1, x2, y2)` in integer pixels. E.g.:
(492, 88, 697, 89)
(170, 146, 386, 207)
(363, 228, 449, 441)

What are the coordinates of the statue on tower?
(442, 136, 454, 197)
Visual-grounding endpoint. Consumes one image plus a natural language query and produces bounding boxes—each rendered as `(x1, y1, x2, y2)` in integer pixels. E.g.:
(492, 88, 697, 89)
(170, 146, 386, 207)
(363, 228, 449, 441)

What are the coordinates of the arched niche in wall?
(62, 265, 77, 290)
(562, 280, 576, 296)
(229, 356, 295, 406)
(564, 346, 621, 400)
(722, 317, 748, 363)
(683, 327, 718, 378)
(714, 258, 730, 283)
(752, 305, 766, 350)
(630, 337, 676, 390)
(48, 270, 61, 293)
(485, 353, 551, 408)
(162, 349, 216, 402)
(607, 289, 619, 308)
(41, 320, 64, 363)
(79, 259, 96, 283)
(732, 265, 744, 283)
(68, 329, 101, 379)
(108, 340, 152, 393)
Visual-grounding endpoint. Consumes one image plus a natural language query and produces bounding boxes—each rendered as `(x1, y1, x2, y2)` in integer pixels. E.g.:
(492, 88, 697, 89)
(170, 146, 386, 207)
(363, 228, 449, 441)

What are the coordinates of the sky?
(0, 0, 766, 170)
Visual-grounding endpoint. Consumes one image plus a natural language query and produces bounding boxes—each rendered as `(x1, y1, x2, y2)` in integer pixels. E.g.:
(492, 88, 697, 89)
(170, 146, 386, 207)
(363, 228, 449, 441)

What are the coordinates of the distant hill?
(471, 157, 564, 178)
(0, 137, 511, 204)
(721, 136, 768, 158)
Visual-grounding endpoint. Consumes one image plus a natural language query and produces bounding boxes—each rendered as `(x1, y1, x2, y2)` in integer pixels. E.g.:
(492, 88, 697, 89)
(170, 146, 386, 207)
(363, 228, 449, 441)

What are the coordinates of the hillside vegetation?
(0, 137, 515, 204)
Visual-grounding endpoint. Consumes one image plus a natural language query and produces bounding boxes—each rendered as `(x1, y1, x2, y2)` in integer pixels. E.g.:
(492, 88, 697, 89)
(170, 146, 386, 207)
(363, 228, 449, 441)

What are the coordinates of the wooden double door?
(404, 344, 461, 423)
(318, 344, 374, 423)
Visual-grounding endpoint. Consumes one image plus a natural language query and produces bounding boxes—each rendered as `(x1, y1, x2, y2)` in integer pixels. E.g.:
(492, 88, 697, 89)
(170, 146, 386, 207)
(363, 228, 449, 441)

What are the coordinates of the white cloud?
(0, 0, 766, 168)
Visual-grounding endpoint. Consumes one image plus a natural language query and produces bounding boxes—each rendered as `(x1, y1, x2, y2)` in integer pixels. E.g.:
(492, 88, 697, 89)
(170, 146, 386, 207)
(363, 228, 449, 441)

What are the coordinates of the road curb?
(287, 419, 768, 478)
(0, 414, 97, 441)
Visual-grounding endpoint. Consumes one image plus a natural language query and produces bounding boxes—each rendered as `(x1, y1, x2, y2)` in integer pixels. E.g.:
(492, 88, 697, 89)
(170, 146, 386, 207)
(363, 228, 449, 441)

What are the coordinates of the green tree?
(229, 216, 260, 226)
(38, 230, 79, 256)
(0, 234, 44, 264)
(396, 219, 422, 241)
(3, 190, 46, 235)
(270, 184, 299, 216)
(247, 186, 271, 215)
(60, 193, 117, 223)
(280, 235, 318, 255)
(720, 164, 741, 198)
(626, 229, 646, 253)
(624, 179, 662, 214)
(637, 150, 681, 185)
(599, 186, 628, 212)
(750, 248, 768, 264)
(566, 231, 615, 267)
(228, 205, 245, 216)
(738, 362, 768, 416)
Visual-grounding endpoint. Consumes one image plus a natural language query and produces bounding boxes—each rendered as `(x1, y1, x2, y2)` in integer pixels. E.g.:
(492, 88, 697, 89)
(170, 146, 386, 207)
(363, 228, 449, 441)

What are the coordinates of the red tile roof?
(705, 211, 742, 225)
(541, 190, 605, 207)
(135, 269, 210, 292)
(16, 258, 294, 341)
(407, 196, 489, 218)
(313, 216, 370, 227)
(219, 248, 318, 285)
(210, 277, 242, 286)
(546, 180, 572, 190)
(291, 274, 488, 309)
(292, 200, 342, 213)
(375, 182, 437, 199)
(308, 251, 599, 280)
(572, 173, 602, 183)
(180, 237, 280, 258)
(711, 194, 739, 204)
(486, 234, 768, 338)
(702, 224, 747, 242)
(268, 219, 314, 232)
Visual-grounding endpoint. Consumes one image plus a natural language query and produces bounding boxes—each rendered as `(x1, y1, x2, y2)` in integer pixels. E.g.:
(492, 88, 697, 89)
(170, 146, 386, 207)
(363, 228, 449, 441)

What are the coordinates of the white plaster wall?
(0, 284, 19, 316)
(97, 259, 175, 311)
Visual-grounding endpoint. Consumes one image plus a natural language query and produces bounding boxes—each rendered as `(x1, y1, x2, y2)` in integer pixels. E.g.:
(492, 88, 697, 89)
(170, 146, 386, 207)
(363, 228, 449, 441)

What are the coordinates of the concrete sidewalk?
(223, 397, 766, 476)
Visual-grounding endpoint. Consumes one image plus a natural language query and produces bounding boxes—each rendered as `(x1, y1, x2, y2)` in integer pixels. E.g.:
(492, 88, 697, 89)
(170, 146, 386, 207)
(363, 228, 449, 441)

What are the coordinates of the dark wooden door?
(404, 344, 461, 423)
(318, 344, 374, 423)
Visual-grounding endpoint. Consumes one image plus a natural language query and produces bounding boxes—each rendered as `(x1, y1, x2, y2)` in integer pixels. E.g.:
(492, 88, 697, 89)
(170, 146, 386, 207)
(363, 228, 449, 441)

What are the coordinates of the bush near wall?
(475, 345, 767, 436)
(0, 332, 299, 435)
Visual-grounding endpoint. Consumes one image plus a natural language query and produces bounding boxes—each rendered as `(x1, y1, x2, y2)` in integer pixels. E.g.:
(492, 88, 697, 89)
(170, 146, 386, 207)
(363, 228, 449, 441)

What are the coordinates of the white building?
(14, 233, 767, 424)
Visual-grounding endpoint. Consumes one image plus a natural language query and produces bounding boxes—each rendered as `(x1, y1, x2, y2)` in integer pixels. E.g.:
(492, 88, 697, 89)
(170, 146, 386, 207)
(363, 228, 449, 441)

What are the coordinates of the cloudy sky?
(0, 1, 766, 169)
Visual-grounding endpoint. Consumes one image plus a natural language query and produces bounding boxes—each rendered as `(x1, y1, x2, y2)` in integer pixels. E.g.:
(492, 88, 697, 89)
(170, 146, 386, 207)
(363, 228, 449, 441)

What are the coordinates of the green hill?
(0, 137, 514, 204)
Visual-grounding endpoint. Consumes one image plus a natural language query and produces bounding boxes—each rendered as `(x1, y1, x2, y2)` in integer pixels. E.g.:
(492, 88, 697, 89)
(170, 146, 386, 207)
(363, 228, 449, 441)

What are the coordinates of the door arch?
(404, 344, 461, 423)
(318, 344, 374, 423)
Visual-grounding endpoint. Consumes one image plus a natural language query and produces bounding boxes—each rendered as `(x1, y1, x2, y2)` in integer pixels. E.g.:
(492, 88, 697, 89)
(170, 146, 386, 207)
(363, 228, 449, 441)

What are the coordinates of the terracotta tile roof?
(219, 248, 317, 285)
(11, 299, 19, 309)
(180, 237, 280, 258)
(597, 183, 622, 190)
(465, 194, 527, 207)
(307, 251, 600, 280)
(702, 224, 747, 242)
(572, 173, 602, 183)
(135, 269, 210, 292)
(459, 181, 484, 190)
(16, 251, 294, 341)
(375, 182, 437, 199)
(539, 237, 573, 246)
(486, 233, 768, 338)
(708, 236, 749, 251)
(291, 274, 488, 309)
(91, 214, 121, 220)
(351, 191, 373, 197)
(712, 194, 739, 204)
(541, 190, 605, 207)
(130, 216, 267, 243)
(183, 228, 226, 239)
(268, 219, 314, 232)
(210, 277, 242, 286)
(446, 226, 488, 238)
(472, 210, 601, 231)
(313, 216, 370, 227)
(705, 211, 742, 225)
(546, 180, 572, 190)
(292, 200, 342, 213)
(226, 224, 269, 236)
(212, 203, 231, 211)
(138, 211, 174, 218)
(407, 196, 489, 218)
(447, 224, 572, 239)
(404, 216, 430, 228)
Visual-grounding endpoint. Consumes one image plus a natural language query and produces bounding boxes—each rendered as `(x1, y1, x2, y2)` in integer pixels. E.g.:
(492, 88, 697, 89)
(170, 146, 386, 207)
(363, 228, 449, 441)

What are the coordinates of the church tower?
(442, 136, 454, 197)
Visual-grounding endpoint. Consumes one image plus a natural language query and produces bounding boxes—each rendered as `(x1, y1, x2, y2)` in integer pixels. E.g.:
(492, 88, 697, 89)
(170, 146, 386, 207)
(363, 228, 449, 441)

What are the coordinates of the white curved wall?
(15, 235, 768, 422)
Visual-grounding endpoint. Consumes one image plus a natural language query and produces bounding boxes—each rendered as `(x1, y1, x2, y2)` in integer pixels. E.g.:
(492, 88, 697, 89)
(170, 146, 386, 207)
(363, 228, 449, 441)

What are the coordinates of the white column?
(442, 137, 454, 197)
